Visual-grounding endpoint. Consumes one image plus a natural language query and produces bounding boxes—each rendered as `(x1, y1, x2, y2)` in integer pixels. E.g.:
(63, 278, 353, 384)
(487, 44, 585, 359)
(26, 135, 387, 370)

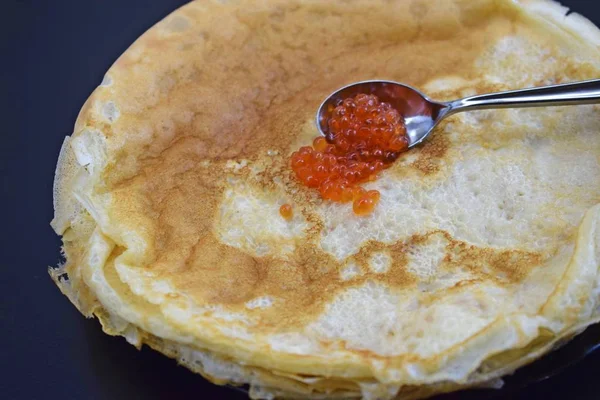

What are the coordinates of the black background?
(3, 1, 600, 399)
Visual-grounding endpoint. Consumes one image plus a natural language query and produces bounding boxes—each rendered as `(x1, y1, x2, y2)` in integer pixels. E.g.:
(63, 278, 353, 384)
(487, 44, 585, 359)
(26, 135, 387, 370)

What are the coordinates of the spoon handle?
(446, 78, 600, 115)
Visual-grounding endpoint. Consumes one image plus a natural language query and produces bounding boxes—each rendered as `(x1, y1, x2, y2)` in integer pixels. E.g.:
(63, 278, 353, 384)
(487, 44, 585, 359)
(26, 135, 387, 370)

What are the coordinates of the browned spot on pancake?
(446, 239, 542, 284)
(365, 231, 541, 291)
(398, 231, 543, 286)
(408, 132, 450, 175)
(178, 235, 262, 304)
(244, 229, 542, 330)
(352, 240, 414, 287)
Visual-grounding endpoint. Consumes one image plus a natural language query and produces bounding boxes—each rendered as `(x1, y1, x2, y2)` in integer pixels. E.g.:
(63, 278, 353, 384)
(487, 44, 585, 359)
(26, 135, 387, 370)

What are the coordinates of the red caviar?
(291, 93, 408, 215)
(279, 204, 293, 220)
(353, 190, 381, 215)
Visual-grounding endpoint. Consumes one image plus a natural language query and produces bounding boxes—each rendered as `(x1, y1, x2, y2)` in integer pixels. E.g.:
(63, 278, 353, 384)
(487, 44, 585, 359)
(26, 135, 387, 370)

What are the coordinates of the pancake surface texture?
(51, 0, 600, 398)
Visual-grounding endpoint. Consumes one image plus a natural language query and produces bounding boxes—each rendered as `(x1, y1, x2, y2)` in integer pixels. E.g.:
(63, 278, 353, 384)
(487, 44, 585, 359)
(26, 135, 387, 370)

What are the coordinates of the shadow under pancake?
(436, 322, 600, 400)
(82, 318, 246, 399)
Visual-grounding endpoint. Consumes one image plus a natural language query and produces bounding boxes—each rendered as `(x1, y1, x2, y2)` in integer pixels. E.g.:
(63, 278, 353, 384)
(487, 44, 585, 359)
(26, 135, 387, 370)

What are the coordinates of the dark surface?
(2, 0, 600, 399)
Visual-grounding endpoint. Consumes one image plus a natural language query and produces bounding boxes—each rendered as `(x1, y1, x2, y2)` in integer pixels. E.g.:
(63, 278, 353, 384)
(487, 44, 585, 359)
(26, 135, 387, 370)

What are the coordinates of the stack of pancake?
(50, 0, 600, 398)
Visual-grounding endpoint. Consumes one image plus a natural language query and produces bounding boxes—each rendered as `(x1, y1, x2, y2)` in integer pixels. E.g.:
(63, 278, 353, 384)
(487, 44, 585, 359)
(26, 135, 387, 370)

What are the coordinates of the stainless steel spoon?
(316, 78, 600, 149)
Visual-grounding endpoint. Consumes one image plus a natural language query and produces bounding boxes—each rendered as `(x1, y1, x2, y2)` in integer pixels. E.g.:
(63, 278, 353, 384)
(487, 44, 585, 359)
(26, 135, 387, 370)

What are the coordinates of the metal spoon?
(316, 78, 600, 149)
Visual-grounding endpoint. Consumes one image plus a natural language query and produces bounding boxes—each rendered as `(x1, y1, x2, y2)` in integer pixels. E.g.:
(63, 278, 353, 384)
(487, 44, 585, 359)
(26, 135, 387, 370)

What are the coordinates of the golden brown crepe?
(51, 0, 600, 398)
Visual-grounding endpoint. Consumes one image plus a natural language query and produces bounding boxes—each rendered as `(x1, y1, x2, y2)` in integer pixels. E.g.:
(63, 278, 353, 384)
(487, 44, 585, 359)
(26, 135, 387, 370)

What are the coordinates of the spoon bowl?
(317, 78, 600, 148)
(316, 80, 447, 149)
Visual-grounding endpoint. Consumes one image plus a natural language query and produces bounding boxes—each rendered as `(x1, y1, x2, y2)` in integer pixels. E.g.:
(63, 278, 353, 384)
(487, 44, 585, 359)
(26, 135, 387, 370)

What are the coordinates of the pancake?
(50, 0, 600, 398)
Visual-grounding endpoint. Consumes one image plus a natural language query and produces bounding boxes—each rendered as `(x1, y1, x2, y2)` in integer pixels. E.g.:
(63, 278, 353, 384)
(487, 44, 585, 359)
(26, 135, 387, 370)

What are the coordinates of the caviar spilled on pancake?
(291, 94, 408, 215)
(279, 203, 293, 220)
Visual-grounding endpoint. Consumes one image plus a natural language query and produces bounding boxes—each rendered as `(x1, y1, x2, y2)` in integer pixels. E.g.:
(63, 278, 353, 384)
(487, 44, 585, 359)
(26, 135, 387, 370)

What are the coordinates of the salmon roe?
(279, 203, 293, 220)
(291, 93, 408, 215)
